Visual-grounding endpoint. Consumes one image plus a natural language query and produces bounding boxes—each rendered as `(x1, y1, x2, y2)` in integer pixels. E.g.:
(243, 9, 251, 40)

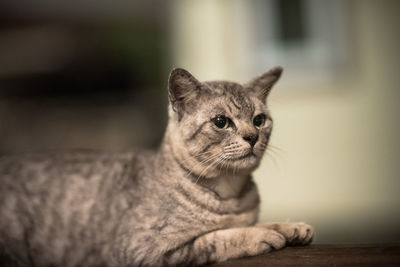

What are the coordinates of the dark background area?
(0, 0, 170, 152)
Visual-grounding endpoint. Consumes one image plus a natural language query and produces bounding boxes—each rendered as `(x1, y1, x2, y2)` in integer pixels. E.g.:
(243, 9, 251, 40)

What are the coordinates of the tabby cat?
(0, 66, 314, 267)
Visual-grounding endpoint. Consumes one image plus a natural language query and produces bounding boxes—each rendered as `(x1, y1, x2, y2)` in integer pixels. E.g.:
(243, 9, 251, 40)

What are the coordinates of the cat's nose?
(243, 134, 258, 148)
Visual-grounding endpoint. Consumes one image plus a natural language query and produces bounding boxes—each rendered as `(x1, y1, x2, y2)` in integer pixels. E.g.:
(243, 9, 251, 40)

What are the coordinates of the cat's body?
(0, 67, 313, 267)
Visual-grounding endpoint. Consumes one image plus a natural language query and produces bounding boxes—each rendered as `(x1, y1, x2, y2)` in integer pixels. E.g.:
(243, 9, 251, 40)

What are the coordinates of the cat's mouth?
(226, 151, 256, 161)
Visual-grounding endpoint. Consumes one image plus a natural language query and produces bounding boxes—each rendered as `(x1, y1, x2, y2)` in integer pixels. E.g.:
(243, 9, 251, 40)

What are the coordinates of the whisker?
(224, 148, 250, 158)
(266, 146, 283, 159)
(265, 149, 279, 167)
(176, 150, 212, 167)
(224, 143, 241, 150)
(268, 144, 285, 153)
(194, 153, 224, 184)
(186, 151, 223, 179)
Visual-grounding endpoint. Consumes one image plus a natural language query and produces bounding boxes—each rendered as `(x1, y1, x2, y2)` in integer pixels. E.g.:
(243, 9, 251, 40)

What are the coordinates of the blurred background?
(0, 0, 399, 244)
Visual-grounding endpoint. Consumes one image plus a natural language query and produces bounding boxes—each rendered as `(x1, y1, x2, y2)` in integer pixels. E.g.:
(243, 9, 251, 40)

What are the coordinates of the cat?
(0, 66, 314, 267)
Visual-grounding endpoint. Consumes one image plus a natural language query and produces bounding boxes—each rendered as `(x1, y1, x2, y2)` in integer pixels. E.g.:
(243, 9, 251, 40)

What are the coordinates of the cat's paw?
(244, 228, 286, 256)
(267, 222, 314, 246)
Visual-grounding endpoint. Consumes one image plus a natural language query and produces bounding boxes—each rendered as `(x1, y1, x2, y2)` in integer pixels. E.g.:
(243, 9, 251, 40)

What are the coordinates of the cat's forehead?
(200, 81, 262, 118)
(204, 81, 244, 96)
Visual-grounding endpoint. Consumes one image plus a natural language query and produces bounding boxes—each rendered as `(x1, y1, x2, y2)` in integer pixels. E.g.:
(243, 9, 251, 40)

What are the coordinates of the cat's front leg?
(163, 226, 286, 266)
(258, 222, 314, 246)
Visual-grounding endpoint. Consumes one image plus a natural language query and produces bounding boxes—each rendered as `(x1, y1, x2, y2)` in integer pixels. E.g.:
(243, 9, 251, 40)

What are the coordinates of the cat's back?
(0, 150, 145, 266)
(0, 150, 138, 193)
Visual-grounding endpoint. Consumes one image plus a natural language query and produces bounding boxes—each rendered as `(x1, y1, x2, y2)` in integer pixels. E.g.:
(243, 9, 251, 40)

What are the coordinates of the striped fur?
(0, 67, 313, 267)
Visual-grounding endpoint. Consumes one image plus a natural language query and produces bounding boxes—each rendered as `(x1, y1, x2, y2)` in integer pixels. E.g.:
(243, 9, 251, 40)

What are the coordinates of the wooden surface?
(1, 244, 399, 266)
(208, 244, 400, 267)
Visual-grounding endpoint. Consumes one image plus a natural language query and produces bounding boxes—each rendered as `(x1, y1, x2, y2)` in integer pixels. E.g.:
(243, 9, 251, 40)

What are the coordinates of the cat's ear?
(244, 66, 283, 103)
(168, 68, 201, 113)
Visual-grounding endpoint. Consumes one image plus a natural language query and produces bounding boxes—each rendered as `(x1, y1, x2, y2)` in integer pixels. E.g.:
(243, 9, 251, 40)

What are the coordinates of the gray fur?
(0, 67, 313, 267)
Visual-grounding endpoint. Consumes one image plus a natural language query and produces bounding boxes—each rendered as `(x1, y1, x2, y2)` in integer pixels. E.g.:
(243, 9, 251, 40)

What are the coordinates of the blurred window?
(276, 0, 307, 44)
(243, 0, 350, 89)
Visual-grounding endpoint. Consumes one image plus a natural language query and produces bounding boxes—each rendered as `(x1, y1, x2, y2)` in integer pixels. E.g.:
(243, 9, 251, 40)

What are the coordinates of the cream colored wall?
(171, 0, 400, 243)
(256, 1, 400, 243)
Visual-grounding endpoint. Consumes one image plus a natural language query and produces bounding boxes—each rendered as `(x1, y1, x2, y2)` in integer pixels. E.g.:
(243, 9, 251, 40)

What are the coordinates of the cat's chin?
(223, 154, 260, 173)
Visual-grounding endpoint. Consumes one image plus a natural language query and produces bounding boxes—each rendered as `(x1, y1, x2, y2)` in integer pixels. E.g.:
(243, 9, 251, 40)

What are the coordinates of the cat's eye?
(212, 115, 229, 129)
(253, 114, 266, 127)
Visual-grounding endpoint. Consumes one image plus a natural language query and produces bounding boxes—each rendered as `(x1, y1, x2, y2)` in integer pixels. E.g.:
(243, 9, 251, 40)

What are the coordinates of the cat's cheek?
(255, 145, 267, 157)
(260, 129, 271, 139)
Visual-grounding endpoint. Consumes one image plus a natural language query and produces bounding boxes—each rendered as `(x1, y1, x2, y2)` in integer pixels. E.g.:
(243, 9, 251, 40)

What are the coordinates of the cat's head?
(166, 67, 282, 178)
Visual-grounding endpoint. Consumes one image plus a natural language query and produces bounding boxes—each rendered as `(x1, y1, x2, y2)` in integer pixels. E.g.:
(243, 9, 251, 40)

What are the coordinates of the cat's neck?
(157, 133, 252, 199)
(198, 174, 252, 199)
